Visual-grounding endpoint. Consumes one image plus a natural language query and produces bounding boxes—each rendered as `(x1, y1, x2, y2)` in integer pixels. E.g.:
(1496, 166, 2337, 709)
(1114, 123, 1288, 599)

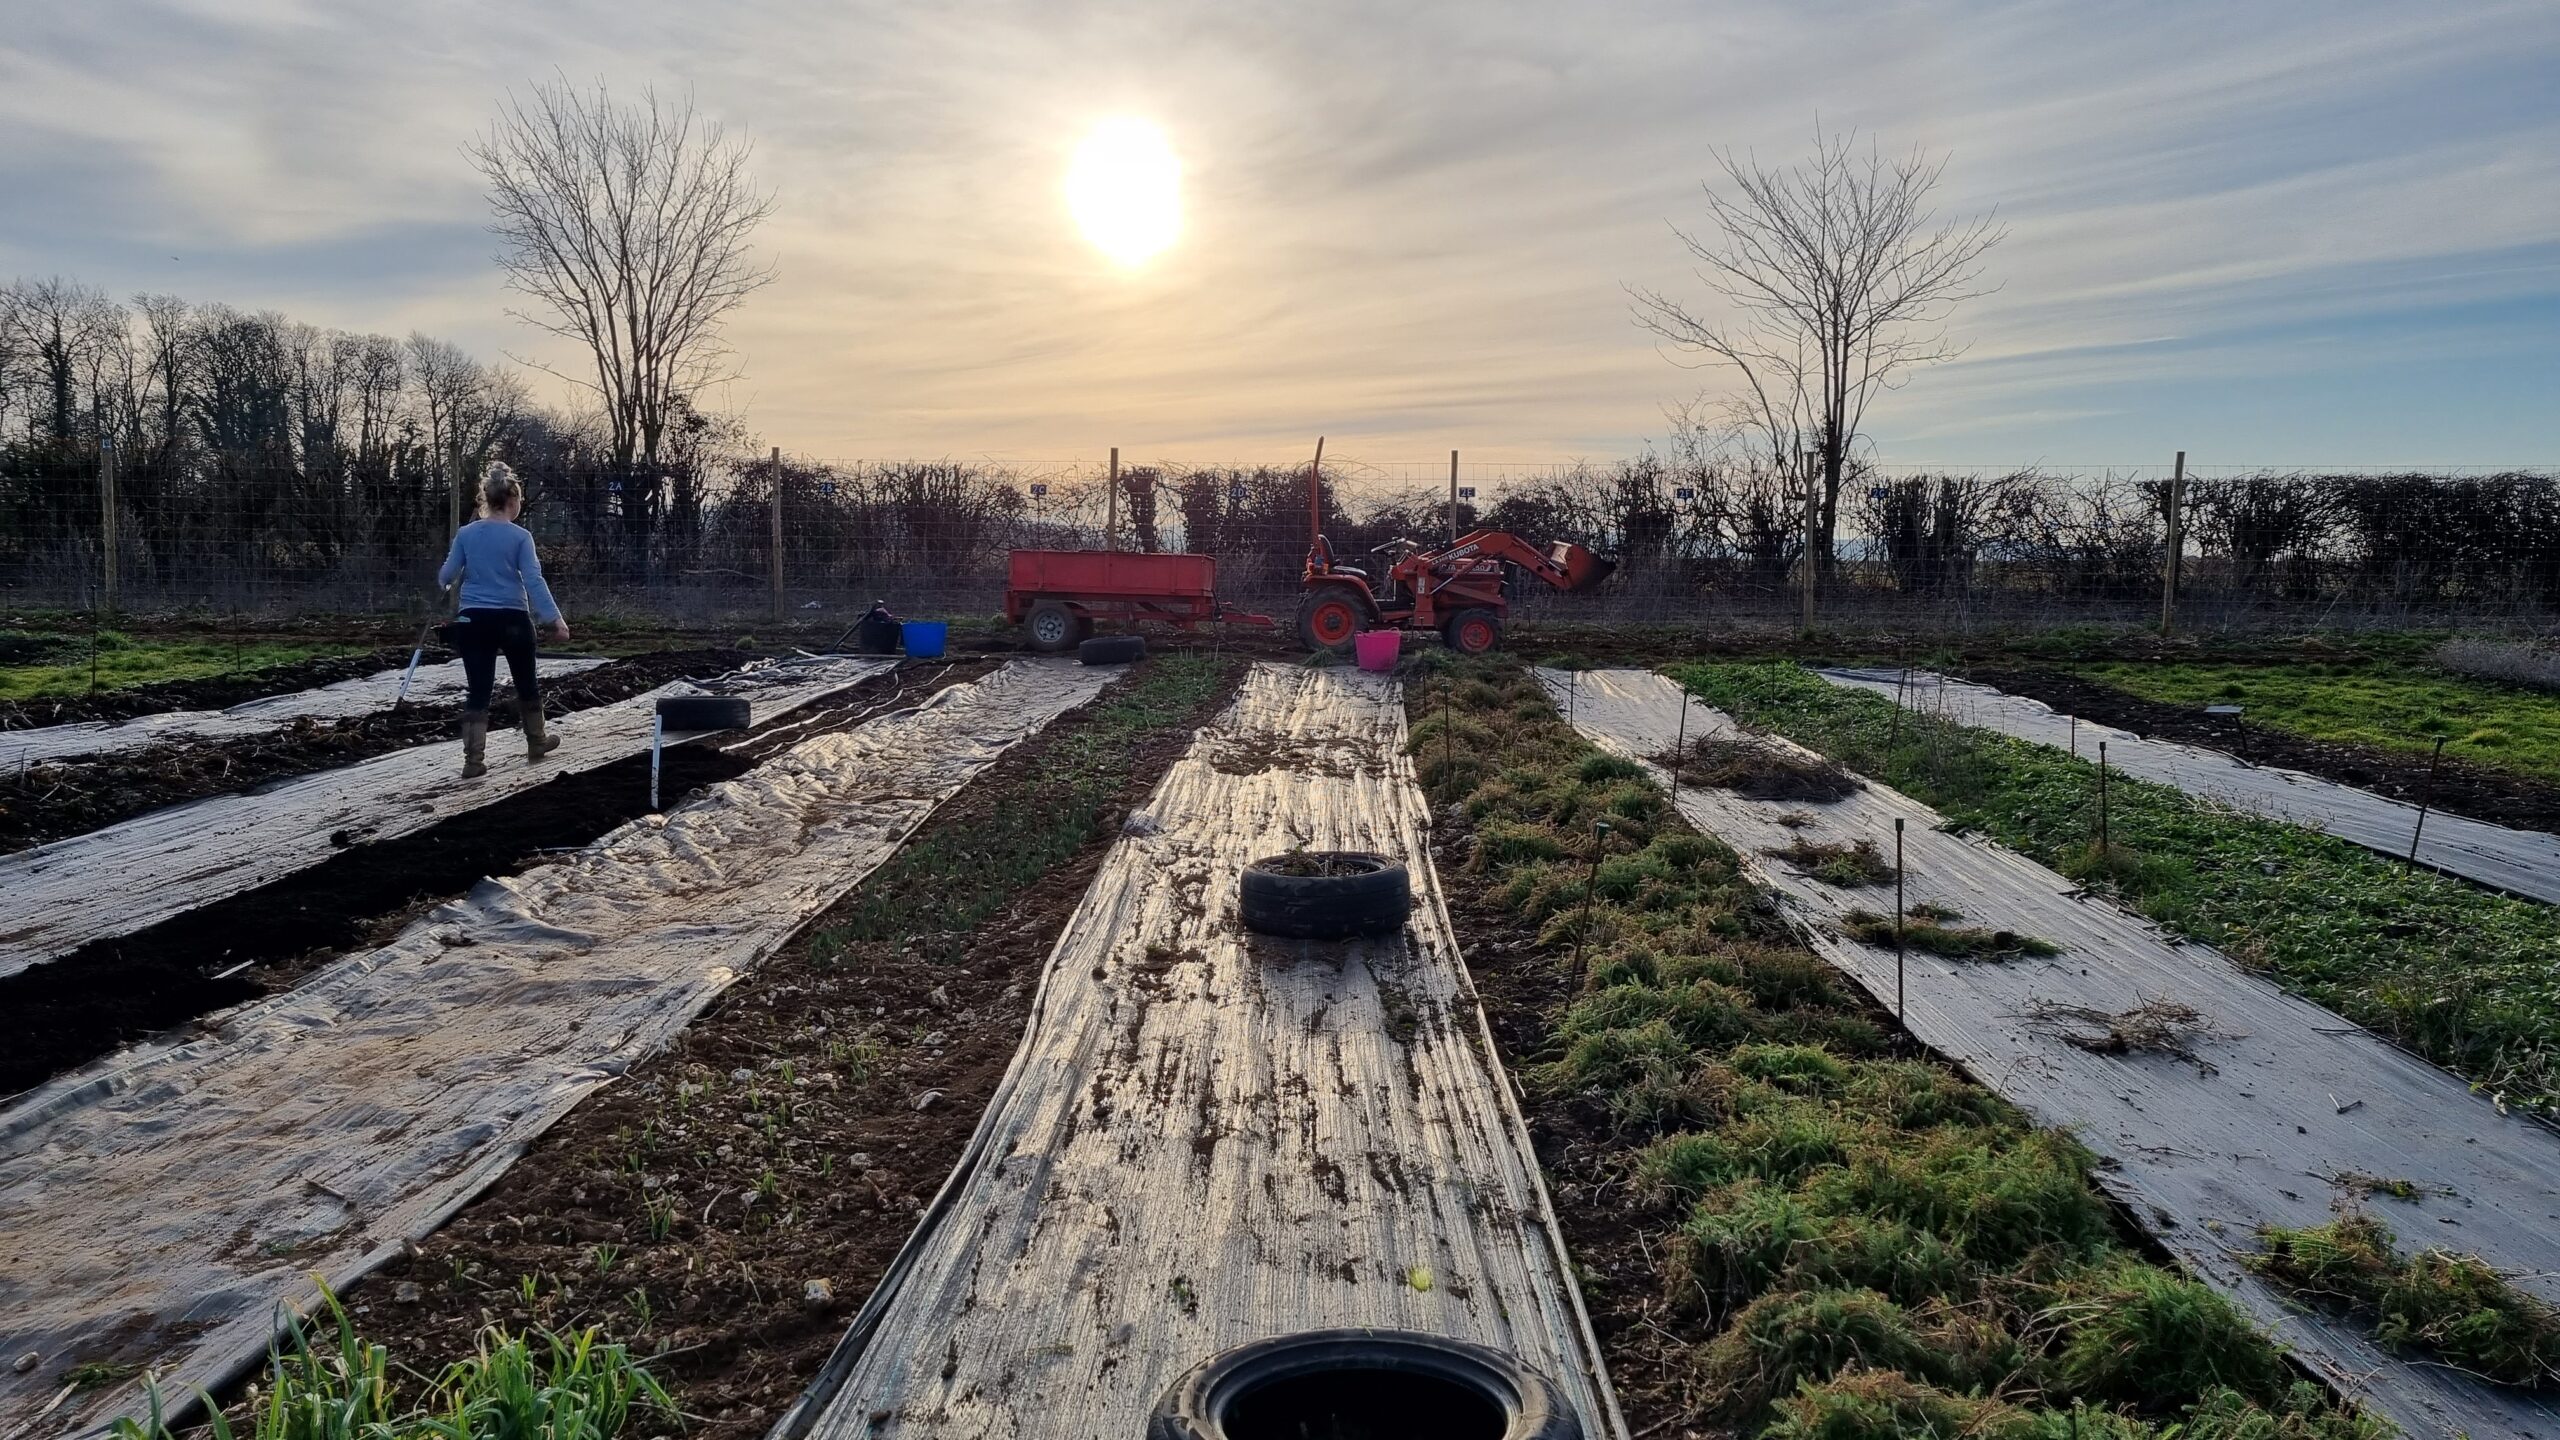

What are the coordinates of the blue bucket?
(900, 620, 947, 658)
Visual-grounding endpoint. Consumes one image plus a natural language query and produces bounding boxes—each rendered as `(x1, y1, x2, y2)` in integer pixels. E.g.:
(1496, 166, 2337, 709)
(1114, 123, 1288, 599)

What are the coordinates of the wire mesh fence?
(6, 448, 2558, 634)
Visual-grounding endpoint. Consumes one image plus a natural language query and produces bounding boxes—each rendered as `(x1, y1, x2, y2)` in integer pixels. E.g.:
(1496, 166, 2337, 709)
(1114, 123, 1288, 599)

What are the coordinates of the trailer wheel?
(1443, 608, 1503, 656)
(1239, 852, 1410, 939)
(1024, 601, 1090, 653)
(1296, 585, 1367, 654)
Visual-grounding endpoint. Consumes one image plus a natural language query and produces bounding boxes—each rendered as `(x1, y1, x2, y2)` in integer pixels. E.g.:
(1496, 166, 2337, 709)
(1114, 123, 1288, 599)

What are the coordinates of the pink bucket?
(1353, 629, 1403, 672)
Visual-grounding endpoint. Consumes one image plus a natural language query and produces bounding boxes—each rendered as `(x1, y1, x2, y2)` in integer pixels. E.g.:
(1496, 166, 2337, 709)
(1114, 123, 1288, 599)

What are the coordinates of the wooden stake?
(2098, 740, 2111, 856)
(1570, 820, 1611, 988)
(1670, 694, 1687, 807)
(1800, 448, 1819, 633)
(98, 440, 119, 619)
(2161, 451, 2187, 634)
(2406, 736, 2448, 871)
(768, 446, 785, 623)
(1448, 449, 1460, 545)
(1106, 447, 1120, 552)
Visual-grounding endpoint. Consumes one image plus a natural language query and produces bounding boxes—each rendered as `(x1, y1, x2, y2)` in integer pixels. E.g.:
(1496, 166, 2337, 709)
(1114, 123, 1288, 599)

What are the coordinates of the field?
(3, 618, 2556, 1440)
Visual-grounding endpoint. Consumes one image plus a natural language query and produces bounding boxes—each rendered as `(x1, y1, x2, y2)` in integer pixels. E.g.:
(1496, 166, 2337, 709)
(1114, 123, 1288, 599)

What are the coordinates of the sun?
(1065, 118, 1181, 268)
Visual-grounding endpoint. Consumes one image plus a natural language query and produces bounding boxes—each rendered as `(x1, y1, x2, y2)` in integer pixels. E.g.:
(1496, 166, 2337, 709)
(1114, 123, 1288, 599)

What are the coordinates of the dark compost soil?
(346, 657, 1249, 1440)
(1969, 666, 2560, 837)
(0, 661, 939, 1099)
(0, 649, 757, 854)
(0, 645, 412, 729)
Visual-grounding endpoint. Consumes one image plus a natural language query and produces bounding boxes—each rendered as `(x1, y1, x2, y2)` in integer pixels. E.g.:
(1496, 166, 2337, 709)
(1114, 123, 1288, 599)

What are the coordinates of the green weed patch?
(2077, 660, 2560, 787)
(1671, 660, 2560, 1112)
(2253, 1215, 2560, 1387)
(1407, 660, 2374, 1437)
(1840, 908, 2060, 959)
(0, 631, 366, 699)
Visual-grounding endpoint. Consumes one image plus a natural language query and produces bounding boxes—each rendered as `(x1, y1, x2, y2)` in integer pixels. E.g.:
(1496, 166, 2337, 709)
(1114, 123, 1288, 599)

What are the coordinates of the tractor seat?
(1330, 565, 1369, 581)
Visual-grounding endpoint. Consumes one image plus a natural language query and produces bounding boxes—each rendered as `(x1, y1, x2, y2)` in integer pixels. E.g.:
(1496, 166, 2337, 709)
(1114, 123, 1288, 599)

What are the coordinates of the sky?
(3, 0, 2556, 469)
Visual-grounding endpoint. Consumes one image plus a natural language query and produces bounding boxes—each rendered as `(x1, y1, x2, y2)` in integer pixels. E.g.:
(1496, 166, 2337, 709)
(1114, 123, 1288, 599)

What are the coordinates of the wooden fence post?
(769, 446, 786, 623)
(1106, 447, 1120, 552)
(99, 440, 119, 619)
(1800, 449, 1819, 632)
(2161, 450, 2187, 633)
(1448, 449, 1460, 544)
(445, 446, 464, 539)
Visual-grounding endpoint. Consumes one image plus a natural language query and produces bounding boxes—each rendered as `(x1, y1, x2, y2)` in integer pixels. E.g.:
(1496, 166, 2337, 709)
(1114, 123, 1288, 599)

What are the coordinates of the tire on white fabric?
(1237, 852, 1411, 940)
(654, 695, 753, 732)
(1078, 634, 1148, 666)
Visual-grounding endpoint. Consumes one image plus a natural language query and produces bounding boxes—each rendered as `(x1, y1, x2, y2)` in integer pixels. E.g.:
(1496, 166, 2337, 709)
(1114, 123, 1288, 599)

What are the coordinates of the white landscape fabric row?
(0, 656, 892, 977)
(0, 659, 1118, 1439)
(783, 663, 1624, 1440)
(0, 658, 610, 768)
(1819, 666, 2560, 904)
(1538, 668, 2560, 1440)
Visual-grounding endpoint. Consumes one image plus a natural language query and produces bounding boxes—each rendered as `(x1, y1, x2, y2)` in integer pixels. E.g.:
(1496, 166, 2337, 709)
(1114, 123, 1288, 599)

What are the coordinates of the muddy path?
(346, 656, 1249, 1440)
(0, 662, 964, 1099)
(0, 649, 755, 854)
(1968, 665, 2560, 836)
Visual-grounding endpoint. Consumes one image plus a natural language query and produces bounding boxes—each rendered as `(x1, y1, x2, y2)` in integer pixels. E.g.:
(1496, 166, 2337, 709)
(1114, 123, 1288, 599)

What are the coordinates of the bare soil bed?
(1969, 665, 2560, 836)
(0, 649, 755, 853)
(347, 655, 1247, 1440)
(0, 661, 948, 1099)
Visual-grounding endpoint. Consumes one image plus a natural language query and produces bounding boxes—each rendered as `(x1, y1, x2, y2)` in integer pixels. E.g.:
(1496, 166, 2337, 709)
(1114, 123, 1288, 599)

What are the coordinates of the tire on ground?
(1443, 607, 1503, 656)
(655, 694, 753, 731)
(1295, 584, 1369, 654)
(1148, 1327, 1581, 1440)
(1079, 634, 1147, 666)
(1024, 601, 1089, 653)
(1238, 852, 1411, 940)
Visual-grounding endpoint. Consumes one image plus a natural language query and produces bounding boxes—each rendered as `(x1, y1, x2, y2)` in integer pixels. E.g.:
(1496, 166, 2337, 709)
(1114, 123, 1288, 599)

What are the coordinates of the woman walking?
(437, 462, 571, 778)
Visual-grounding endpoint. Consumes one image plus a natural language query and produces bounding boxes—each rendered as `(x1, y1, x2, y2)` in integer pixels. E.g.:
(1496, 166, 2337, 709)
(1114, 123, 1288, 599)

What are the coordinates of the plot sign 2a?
(1030, 482, 1049, 497)
(1457, 486, 1477, 500)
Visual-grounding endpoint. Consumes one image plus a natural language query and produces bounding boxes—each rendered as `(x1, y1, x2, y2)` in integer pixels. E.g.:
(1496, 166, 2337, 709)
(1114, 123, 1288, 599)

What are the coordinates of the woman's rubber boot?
(524, 708, 561, 762)
(461, 713, 489, 779)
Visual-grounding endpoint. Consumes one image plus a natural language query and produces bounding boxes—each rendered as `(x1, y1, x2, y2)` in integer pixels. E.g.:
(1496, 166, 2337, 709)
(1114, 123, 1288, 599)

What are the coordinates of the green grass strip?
(2077, 659, 2560, 787)
(0, 631, 368, 700)
(1406, 660, 2380, 1439)
(814, 652, 1238, 959)
(1669, 660, 2560, 1113)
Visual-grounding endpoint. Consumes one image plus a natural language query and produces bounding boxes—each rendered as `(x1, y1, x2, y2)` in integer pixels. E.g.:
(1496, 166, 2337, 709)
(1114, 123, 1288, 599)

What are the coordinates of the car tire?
(1148, 1328, 1581, 1440)
(654, 695, 753, 732)
(1238, 852, 1411, 940)
(1078, 634, 1147, 665)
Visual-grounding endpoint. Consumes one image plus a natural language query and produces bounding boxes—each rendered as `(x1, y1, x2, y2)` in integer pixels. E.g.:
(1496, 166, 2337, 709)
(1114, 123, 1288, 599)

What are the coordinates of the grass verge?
(2075, 659, 2560, 787)
(0, 630, 368, 699)
(1671, 660, 2560, 1113)
(1405, 660, 2380, 1439)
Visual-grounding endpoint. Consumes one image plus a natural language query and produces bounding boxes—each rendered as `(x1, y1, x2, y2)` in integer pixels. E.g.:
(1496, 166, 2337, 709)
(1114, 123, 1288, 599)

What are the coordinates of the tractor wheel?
(1295, 585, 1368, 654)
(1443, 608, 1503, 656)
(1024, 601, 1090, 653)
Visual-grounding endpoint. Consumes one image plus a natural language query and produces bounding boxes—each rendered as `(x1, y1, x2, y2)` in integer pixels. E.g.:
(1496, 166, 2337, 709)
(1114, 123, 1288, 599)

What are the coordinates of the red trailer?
(1004, 549, 1273, 652)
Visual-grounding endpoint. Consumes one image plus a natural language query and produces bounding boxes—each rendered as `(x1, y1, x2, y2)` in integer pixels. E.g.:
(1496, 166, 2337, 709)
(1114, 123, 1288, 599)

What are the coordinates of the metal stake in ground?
(2097, 740, 2110, 856)
(1670, 694, 1687, 807)
(2406, 735, 2448, 871)
(1441, 677, 1454, 788)
(1569, 820, 1611, 988)
(1894, 817, 1906, 1024)
(649, 712, 665, 811)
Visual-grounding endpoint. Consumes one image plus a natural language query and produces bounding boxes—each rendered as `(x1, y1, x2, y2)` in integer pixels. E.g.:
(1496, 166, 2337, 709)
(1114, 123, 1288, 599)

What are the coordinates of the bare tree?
(469, 78, 774, 468)
(1631, 128, 2004, 575)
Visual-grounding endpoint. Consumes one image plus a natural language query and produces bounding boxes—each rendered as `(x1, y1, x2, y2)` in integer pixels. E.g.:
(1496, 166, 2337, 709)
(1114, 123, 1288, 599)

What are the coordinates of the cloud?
(0, 0, 2553, 463)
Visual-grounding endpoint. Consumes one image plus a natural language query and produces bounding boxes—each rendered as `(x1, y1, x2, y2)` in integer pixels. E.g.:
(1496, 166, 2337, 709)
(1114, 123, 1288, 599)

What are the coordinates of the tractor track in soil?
(342, 655, 1249, 1440)
(0, 649, 757, 855)
(0, 661, 969, 1100)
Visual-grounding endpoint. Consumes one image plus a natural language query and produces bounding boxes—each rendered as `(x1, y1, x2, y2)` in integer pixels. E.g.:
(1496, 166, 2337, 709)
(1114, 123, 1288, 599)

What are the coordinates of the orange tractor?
(1293, 466, 1616, 655)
